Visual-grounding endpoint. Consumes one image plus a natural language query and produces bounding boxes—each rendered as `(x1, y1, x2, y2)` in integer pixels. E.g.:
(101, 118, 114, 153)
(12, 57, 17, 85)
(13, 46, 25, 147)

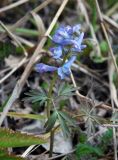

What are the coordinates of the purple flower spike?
(58, 56, 76, 79)
(50, 46, 62, 59)
(35, 63, 57, 73)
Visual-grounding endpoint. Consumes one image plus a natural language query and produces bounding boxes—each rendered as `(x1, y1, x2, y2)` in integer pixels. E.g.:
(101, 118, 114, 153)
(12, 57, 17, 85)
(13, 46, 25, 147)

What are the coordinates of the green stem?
(47, 73, 57, 157)
(47, 72, 57, 118)
(49, 130, 55, 157)
(47, 51, 71, 157)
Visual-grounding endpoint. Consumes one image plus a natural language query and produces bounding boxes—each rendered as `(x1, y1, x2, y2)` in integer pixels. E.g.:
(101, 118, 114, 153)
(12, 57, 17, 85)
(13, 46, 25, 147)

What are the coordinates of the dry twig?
(0, 0, 29, 13)
(70, 71, 112, 111)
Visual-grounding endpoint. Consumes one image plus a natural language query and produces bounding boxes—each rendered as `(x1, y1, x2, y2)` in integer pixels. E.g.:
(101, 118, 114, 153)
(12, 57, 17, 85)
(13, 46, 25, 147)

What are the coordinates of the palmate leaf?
(0, 149, 25, 160)
(44, 111, 75, 138)
(0, 128, 48, 148)
(58, 111, 76, 127)
(24, 89, 48, 105)
(45, 111, 58, 132)
(57, 83, 76, 97)
(57, 113, 70, 138)
(76, 143, 103, 159)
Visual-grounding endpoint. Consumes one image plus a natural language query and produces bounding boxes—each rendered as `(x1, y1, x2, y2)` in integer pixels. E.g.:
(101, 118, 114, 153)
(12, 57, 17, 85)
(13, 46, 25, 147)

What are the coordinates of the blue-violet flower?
(71, 32, 86, 52)
(50, 46, 62, 59)
(35, 63, 57, 73)
(35, 24, 86, 79)
(58, 56, 76, 79)
(72, 24, 81, 35)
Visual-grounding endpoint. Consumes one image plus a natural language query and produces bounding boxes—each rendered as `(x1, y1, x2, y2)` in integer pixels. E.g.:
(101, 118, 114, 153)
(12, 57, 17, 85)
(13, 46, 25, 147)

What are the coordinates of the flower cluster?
(35, 25, 86, 79)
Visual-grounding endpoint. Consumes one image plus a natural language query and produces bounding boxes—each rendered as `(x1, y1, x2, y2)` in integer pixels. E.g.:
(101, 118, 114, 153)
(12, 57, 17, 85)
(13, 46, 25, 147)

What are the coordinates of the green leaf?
(91, 55, 106, 63)
(107, 0, 117, 7)
(58, 83, 76, 97)
(24, 89, 48, 106)
(0, 156, 24, 160)
(0, 42, 16, 60)
(98, 128, 113, 151)
(1, 112, 46, 120)
(101, 129, 113, 143)
(0, 149, 25, 160)
(58, 111, 76, 127)
(79, 132, 87, 143)
(0, 128, 48, 148)
(41, 82, 49, 90)
(0, 97, 10, 112)
(45, 111, 57, 132)
(100, 40, 109, 53)
(57, 113, 70, 138)
(76, 143, 103, 159)
(0, 27, 39, 38)
(87, 0, 97, 29)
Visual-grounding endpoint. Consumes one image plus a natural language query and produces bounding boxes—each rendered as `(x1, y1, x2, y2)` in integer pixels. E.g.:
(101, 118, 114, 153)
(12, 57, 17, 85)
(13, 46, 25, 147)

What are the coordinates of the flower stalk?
(35, 24, 86, 157)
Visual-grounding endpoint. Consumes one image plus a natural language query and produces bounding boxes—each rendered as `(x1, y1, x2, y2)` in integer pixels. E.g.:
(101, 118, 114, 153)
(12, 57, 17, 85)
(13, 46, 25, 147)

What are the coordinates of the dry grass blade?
(33, 0, 54, 13)
(103, 124, 118, 127)
(95, 0, 118, 76)
(108, 59, 118, 108)
(103, 14, 118, 30)
(108, 57, 118, 160)
(21, 145, 36, 158)
(15, 35, 35, 47)
(106, 2, 118, 16)
(0, 0, 29, 13)
(31, 12, 46, 37)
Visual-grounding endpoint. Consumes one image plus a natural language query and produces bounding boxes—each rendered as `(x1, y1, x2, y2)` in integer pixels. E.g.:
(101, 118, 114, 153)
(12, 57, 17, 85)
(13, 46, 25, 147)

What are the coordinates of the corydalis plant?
(31, 25, 86, 157)
(35, 25, 86, 79)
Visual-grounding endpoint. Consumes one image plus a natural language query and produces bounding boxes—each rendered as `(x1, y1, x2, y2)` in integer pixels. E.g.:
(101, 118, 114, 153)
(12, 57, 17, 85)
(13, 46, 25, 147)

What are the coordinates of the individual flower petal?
(52, 34, 73, 45)
(55, 26, 70, 38)
(65, 25, 73, 34)
(50, 46, 63, 59)
(71, 32, 85, 52)
(58, 66, 70, 79)
(74, 32, 84, 46)
(81, 45, 87, 49)
(72, 24, 81, 34)
(52, 26, 73, 45)
(35, 63, 57, 73)
(57, 56, 76, 79)
(52, 34, 64, 44)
